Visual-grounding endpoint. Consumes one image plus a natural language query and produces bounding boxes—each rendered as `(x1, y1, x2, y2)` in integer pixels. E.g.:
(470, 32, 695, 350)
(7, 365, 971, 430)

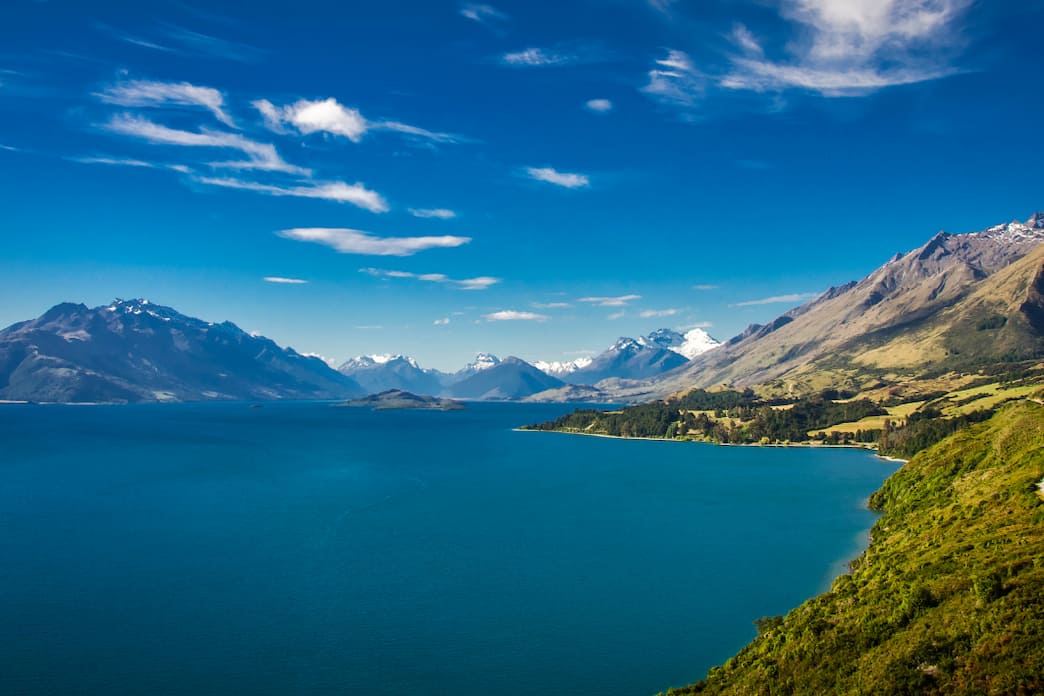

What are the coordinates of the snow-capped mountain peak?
(641, 327, 720, 359)
(533, 356, 594, 376)
(978, 213, 1044, 243)
(341, 354, 421, 370)
(674, 328, 721, 359)
(611, 337, 644, 353)
(464, 352, 500, 372)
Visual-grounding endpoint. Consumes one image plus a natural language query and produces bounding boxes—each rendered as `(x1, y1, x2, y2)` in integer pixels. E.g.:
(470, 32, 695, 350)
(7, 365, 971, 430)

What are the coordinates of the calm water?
(0, 402, 897, 695)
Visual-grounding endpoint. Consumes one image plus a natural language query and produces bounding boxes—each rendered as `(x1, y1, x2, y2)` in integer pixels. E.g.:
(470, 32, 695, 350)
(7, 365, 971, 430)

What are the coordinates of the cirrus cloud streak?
(279, 228, 470, 256)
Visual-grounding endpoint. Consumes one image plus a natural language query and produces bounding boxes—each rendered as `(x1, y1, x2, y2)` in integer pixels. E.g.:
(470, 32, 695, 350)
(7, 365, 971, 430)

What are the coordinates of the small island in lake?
(338, 389, 465, 411)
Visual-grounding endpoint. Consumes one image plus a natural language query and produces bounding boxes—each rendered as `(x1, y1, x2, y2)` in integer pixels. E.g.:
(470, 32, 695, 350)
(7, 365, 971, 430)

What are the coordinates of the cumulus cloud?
(525, 166, 590, 189)
(484, 310, 548, 322)
(578, 294, 641, 307)
(97, 79, 236, 127)
(722, 0, 972, 96)
(253, 97, 457, 143)
(196, 177, 388, 211)
(733, 292, 817, 306)
(279, 228, 469, 256)
(104, 114, 307, 175)
(409, 208, 456, 219)
(361, 268, 500, 290)
(584, 98, 613, 113)
(263, 276, 308, 284)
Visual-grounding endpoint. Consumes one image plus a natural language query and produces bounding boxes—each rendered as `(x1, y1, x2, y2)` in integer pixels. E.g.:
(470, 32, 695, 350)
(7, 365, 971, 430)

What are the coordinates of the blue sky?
(2, 0, 1043, 370)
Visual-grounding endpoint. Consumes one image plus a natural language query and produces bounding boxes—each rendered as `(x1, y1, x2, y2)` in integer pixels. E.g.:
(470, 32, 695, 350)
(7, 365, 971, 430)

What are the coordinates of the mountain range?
(3, 213, 1041, 404)
(0, 299, 363, 403)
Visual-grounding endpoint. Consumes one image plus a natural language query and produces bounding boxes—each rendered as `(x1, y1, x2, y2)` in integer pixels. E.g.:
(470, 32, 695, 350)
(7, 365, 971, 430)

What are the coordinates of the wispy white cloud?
(484, 310, 548, 322)
(196, 177, 388, 212)
(692, 284, 719, 290)
(263, 276, 309, 284)
(578, 294, 641, 307)
(460, 3, 508, 27)
(639, 308, 680, 318)
(501, 47, 574, 67)
(160, 23, 265, 63)
(361, 268, 501, 290)
(434, 317, 451, 325)
(525, 166, 590, 189)
(253, 97, 458, 144)
(279, 228, 469, 256)
(97, 79, 236, 127)
(532, 302, 572, 309)
(355, 325, 383, 330)
(0, 143, 23, 152)
(733, 292, 817, 307)
(409, 208, 456, 219)
(584, 98, 613, 113)
(608, 310, 627, 320)
(642, 49, 704, 108)
(500, 42, 607, 68)
(71, 155, 192, 174)
(104, 114, 308, 175)
(722, 0, 972, 96)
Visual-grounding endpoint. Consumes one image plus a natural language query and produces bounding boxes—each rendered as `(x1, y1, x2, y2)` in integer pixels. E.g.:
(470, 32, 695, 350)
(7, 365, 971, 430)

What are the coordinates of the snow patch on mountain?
(978, 213, 1044, 243)
(342, 354, 421, 369)
(533, 356, 594, 376)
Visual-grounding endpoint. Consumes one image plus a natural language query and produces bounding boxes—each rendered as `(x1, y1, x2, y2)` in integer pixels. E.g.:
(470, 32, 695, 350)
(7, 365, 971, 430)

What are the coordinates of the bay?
(0, 401, 897, 695)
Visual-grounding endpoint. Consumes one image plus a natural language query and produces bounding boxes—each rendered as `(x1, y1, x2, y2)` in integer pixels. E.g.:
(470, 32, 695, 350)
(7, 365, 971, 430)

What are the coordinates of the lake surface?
(0, 401, 897, 695)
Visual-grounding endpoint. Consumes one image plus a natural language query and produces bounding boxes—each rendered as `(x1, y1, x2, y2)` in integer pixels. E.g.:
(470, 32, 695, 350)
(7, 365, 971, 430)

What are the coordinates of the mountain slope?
(338, 354, 444, 395)
(0, 299, 364, 402)
(649, 214, 1044, 397)
(664, 400, 1044, 696)
(447, 356, 564, 400)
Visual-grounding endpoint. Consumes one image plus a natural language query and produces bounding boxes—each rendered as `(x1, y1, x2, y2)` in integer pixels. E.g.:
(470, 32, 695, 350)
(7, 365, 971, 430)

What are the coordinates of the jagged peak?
(464, 352, 500, 372)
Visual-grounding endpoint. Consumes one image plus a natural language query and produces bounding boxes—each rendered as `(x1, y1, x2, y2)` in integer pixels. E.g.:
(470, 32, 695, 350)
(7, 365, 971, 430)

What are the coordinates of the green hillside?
(661, 401, 1044, 695)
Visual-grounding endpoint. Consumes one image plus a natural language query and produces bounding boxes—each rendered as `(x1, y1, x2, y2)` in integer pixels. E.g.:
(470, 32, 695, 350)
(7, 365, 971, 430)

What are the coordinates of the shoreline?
(516, 427, 909, 463)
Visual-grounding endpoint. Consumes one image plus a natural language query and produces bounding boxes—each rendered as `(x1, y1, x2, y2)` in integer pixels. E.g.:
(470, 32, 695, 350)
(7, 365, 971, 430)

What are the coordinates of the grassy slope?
(663, 401, 1044, 696)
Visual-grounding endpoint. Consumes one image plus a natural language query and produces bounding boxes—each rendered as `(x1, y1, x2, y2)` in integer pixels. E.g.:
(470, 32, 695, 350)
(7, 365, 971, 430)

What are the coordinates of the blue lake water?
(0, 401, 897, 695)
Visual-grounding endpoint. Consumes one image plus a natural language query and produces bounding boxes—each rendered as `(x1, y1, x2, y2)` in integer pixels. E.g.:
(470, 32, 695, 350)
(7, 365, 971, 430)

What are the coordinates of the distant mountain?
(447, 356, 565, 400)
(566, 336, 690, 384)
(535, 328, 720, 386)
(644, 327, 721, 359)
(0, 299, 364, 403)
(645, 213, 1044, 398)
(338, 354, 444, 395)
(533, 356, 593, 378)
(454, 352, 501, 379)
